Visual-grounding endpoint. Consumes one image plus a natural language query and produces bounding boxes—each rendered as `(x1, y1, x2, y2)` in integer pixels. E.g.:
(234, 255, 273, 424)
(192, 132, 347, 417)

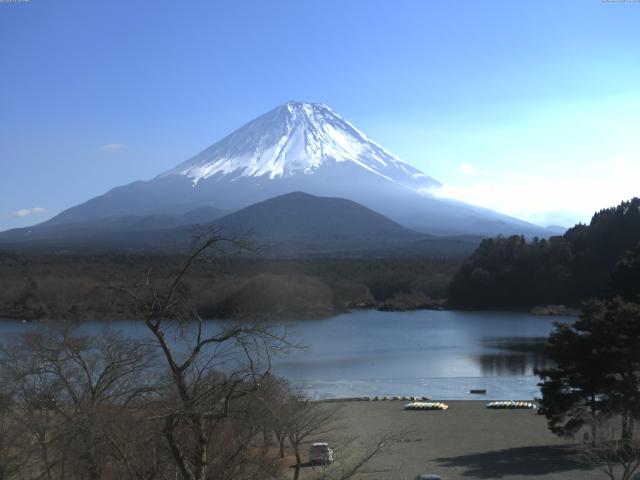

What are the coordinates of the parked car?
(415, 475, 443, 480)
(309, 442, 335, 465)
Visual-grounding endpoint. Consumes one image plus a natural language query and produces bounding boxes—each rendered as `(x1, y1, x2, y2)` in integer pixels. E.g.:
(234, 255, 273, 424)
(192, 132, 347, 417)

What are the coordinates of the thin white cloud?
(102, 143, 127, 152)
(434, 157, 640, 227)
(11, 207, 47, 218)
(457, 162, 477, 176)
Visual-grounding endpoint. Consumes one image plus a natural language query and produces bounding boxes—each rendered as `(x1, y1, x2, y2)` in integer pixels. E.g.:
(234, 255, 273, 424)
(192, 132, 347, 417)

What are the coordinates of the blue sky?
(1, 0, 639, 230)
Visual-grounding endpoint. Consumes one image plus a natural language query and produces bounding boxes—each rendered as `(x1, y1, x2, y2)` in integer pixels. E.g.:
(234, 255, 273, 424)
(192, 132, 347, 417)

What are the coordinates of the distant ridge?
(0, 206, 224, 245)
(0, 192, 482, 258)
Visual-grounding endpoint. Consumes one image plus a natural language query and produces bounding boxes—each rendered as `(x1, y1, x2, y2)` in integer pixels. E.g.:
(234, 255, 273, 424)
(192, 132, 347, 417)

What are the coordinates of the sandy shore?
(297, 400, 601, 480)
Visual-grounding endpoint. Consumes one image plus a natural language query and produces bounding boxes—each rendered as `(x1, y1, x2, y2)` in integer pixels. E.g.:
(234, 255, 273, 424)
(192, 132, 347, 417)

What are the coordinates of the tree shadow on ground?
(434, 445, 591, 478)
(290, 461, 328, 469)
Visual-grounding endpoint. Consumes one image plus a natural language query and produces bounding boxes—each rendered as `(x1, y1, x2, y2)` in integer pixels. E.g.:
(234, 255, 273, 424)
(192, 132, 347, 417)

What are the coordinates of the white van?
(309, 442, 335, 465)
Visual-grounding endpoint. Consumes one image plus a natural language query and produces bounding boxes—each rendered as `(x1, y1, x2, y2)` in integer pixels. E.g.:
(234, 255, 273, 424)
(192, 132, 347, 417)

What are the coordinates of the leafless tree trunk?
(577, 411, 640, 480)
(319, 430, 406, 480)
(3, 232, 402, 480)
(284, 399, 340, 480)
(0, 391, 30, 480)
(0, 324, 161, 480)
(253, 376, 291, 459)
(117, 232, 288, 480)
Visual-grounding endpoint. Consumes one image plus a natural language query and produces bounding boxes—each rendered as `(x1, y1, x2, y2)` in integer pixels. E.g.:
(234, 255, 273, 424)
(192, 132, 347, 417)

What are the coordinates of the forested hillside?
(0, 253, 458, 321)
(448, 198, 640, 308)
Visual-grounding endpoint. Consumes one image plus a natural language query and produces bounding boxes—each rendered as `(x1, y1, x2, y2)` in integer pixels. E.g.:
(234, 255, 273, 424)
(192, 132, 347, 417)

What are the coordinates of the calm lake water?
(0, 310, 565, 400)
(273, 310, 561, 400)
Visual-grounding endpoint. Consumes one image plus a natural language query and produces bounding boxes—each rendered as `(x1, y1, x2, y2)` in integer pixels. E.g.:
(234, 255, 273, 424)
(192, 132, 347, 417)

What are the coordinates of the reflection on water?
(272, 310, 564, 399)
(475, 353, 544, 376)
(477, 337, 550, 376)
(484, 337, 548, 354)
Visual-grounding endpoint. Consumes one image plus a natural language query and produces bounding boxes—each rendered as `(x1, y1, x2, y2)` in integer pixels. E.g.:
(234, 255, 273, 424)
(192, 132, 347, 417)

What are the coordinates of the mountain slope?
(208, 192, 483, 257)
(0, 206, 224, 244)
(5, 101, 548, 240)
(163, 102, 439, 191)
(212, 191, 417, 239)
(209, 191, 421, 255)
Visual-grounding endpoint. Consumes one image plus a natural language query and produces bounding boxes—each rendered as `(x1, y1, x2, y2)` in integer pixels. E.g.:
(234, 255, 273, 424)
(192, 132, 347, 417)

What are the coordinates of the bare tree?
(284, 399, 341, 480)
(0, 337, 64, 480)
(0, 233, 401, 480)
(0, 324, 161, 480)
(312, 430, 406, 480)
(253, 376, 293, 459)
(0, 391, 31, 480)
(577, 411, 640, 480)
(117, 232, 289, 480)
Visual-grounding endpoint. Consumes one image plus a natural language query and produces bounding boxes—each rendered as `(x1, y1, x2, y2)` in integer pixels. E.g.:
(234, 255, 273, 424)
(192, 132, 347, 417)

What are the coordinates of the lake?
(0, 310, 565, 400)
(272, 310, 561, 400)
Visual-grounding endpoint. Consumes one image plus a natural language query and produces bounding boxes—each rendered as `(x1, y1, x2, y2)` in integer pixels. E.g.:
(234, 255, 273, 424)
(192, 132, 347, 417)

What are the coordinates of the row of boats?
(403, 400, 538, 411)
(486, 401, 537, 409)
(404, 402, 449, 410)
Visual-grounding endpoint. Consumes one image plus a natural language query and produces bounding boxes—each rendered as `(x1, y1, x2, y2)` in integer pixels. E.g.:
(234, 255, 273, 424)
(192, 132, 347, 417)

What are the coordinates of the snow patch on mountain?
(161, 102, 440, 192)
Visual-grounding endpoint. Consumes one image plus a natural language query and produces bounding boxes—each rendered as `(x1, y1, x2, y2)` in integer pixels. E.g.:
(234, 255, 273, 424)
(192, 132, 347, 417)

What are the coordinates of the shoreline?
(315, 396, 539, 403)
(0, 303, 577, 323)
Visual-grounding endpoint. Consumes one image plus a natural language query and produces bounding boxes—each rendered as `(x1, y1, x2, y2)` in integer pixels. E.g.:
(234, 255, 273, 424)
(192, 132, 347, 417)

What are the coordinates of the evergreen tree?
(536, 299, 640, 442)
(610, 244, 640, 302)
(449, 197, 640, 309)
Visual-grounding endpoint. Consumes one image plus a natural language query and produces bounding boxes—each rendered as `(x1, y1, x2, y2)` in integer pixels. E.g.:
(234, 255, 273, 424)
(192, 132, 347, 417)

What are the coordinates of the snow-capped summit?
(28, 101, 548, 239)
(162, 101, 439, 192)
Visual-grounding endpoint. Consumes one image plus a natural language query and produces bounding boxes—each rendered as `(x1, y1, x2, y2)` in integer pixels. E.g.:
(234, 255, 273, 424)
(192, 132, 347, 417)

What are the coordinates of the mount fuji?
(1, 102, 550, 251)
(164, 101, 439, 192)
